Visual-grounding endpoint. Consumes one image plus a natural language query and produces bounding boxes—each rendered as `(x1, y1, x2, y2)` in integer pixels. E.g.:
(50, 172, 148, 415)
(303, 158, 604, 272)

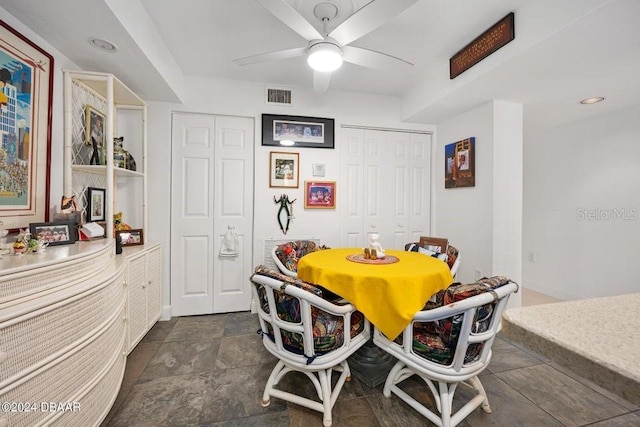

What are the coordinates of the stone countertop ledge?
(502, 293, 640, 406)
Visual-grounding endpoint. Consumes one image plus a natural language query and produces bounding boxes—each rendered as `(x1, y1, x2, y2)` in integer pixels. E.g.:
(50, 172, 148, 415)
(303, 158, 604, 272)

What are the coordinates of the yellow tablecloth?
(297, 248, 454, 340)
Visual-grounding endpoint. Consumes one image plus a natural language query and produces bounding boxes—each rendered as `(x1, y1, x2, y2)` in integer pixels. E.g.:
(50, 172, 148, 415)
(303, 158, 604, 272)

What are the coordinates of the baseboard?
(161, 305, 172, 321)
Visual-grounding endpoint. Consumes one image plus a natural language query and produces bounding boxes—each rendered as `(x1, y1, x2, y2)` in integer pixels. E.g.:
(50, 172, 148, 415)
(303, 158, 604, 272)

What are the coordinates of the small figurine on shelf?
(12, 228, 30, 255)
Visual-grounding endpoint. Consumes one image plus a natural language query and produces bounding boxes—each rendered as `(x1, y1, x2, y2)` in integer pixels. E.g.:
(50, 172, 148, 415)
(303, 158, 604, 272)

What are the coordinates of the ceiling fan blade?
(342, 46, 413, 69)
(233, 47, 307, 66)
(313, 70, 332, 94)
(256, 0, 323, 41)
(328, 0, 418, 46)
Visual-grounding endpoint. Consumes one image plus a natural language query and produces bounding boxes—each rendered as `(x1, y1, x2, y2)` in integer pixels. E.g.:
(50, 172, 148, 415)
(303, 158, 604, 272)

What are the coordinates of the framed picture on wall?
(0, 20, 54, 231)
(262, 114, 335, 149)
(304, 181, 336, 209)
(269, 151, 299, 188)
(445, 137, 475, 188)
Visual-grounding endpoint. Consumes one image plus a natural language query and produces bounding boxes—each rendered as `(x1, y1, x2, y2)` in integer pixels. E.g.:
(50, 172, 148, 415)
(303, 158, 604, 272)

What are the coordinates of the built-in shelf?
(71, 164, 144, 178)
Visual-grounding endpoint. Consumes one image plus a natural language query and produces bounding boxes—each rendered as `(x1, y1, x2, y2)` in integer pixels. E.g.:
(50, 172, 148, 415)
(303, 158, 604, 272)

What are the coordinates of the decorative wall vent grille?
(266, 87, 293, 106)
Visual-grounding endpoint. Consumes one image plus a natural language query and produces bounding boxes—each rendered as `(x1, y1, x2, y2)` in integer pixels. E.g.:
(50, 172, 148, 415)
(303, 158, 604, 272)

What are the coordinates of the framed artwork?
(269, 151, 299, 188)
(84, 105, 106, 165)
(29, 221, 76, 246)
(262, 114, 334, 149)
(304, 181, 336, 209)
(86, 187, 106, 222)
(0, 19, 54, 231)
(445, 137, 476, 188)
(117, 229, 144, 246)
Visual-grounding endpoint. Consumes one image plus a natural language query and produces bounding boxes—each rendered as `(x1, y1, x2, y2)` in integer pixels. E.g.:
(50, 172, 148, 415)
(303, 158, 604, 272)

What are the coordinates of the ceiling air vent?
(266, 87, 293, 106)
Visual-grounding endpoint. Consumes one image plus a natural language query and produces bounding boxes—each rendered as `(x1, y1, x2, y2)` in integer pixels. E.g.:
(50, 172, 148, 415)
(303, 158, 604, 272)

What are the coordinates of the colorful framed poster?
(445, 137, 475, 188)
(0, 19, 54, 230)
(304, 181, 336, 209)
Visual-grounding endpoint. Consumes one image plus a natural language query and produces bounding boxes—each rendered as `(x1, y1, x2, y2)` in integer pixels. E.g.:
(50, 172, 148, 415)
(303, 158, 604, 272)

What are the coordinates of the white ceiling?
(2, 0, 639, 130)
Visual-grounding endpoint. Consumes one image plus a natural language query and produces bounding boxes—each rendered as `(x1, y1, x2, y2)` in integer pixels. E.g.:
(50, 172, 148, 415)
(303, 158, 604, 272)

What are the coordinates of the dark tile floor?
(102, 313, 639, 426)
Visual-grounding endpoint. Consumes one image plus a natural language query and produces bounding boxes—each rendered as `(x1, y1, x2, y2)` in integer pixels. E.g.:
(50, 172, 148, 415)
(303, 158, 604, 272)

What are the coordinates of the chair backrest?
(250, 266, 369, 369)
(271, 240, 319, 278)
(405, 241, 461, 278)
(375, 276, 518, 380)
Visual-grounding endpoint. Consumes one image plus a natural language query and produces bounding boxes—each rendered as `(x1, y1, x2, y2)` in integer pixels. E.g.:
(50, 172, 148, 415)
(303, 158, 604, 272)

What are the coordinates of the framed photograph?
(29, 222, 76, 246)
(86, 187, 106, 222)
(304, 181, 336, 209)
(84, 104, 105, 144)
(445, 137, 476, 188)
(117, 229, 144, 246)
(269, 151, 299, 188)
(0, 19, 54, 231)
(262, 114, 334, 149)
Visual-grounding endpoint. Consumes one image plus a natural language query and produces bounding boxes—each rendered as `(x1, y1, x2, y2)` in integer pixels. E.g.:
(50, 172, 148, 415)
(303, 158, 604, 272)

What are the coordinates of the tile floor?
(102, 298, 639, 426)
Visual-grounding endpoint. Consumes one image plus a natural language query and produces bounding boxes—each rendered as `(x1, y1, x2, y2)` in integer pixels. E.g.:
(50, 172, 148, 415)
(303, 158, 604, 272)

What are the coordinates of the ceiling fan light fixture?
(307, 43, 343, 72)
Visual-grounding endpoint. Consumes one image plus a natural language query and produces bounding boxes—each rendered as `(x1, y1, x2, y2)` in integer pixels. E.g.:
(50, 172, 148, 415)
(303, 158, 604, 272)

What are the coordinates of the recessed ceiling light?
(580, 96, 605, 105)
(89, 38, 118, 52)
(279, 139, 295, 146)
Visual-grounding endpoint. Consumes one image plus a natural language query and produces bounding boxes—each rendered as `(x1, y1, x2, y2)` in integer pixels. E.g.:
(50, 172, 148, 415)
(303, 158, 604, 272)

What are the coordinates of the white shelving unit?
(63, 70, 147, 239)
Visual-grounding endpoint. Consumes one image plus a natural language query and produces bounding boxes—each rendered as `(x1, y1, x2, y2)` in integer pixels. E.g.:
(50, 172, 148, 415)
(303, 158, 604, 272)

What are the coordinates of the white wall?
(434, 100, 523, 307)
(0, 7, 79, 222)
(523, 104, 640, 300)
(434, 102, 495, 282)
(146, 76, 434, 315)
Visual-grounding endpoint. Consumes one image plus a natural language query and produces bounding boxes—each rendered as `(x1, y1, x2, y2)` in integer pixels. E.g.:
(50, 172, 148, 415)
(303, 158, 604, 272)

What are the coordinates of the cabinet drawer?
(0, 268, 125, 387)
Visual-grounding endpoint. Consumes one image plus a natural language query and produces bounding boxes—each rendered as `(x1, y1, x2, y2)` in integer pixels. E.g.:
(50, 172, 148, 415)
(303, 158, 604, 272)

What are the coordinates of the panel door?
(340, 127, 432, 250)
(171, 113, 254, 316)
(339, 127, 365, 247)
(171, 113, 216, 316)
(212, 115, 254, 312)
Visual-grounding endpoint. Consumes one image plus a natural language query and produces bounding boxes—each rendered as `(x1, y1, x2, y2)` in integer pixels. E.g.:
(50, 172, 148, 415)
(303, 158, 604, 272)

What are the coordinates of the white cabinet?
(0, 241, 127, 427)
(125, 243, 162, 352)
(63, 70, 147, 238)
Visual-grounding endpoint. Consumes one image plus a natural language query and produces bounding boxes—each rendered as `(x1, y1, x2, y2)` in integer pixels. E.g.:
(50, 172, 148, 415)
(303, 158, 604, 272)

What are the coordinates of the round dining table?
(297, 247, 454, 341)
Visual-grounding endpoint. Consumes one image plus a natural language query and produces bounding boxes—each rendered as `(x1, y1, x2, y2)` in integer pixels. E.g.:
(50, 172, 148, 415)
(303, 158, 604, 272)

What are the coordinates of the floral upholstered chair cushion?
(274, 240, 319, 273)
(394, 276, 511, 366)
(251, 266, 365, 354)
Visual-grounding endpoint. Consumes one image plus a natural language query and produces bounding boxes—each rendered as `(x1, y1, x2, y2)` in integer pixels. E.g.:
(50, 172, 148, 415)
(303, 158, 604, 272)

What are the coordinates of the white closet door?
(340, 127, 365, 247)
(212, 115, 254, 313)
(170, 113, 254, 316)
(340, 126, 431, 250)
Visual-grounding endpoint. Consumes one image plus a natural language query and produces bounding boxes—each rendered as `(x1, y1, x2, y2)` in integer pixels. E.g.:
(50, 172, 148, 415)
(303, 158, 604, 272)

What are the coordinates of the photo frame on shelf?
(262, 114, 334, 149)
(117, 229, 144, 246)
(269, 151, 299, 188)
(29, 221, 77, 246)
(0, 19, 54, 231)
(86, 187, 106, 222)
(84, 105, 106, 165)
(304, 181, 336, 209)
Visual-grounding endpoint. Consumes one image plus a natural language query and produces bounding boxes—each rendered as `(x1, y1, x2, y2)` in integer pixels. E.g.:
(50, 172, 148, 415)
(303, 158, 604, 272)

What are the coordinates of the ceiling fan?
(233, 0, 418, 93)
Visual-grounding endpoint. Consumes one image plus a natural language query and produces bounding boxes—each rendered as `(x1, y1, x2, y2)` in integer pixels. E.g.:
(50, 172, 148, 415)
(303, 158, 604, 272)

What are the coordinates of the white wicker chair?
(271, 245, 298, 277)
(271, 240, 320, 278)
(373, 279, 518, 427)
(251, 268, 370, 426)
